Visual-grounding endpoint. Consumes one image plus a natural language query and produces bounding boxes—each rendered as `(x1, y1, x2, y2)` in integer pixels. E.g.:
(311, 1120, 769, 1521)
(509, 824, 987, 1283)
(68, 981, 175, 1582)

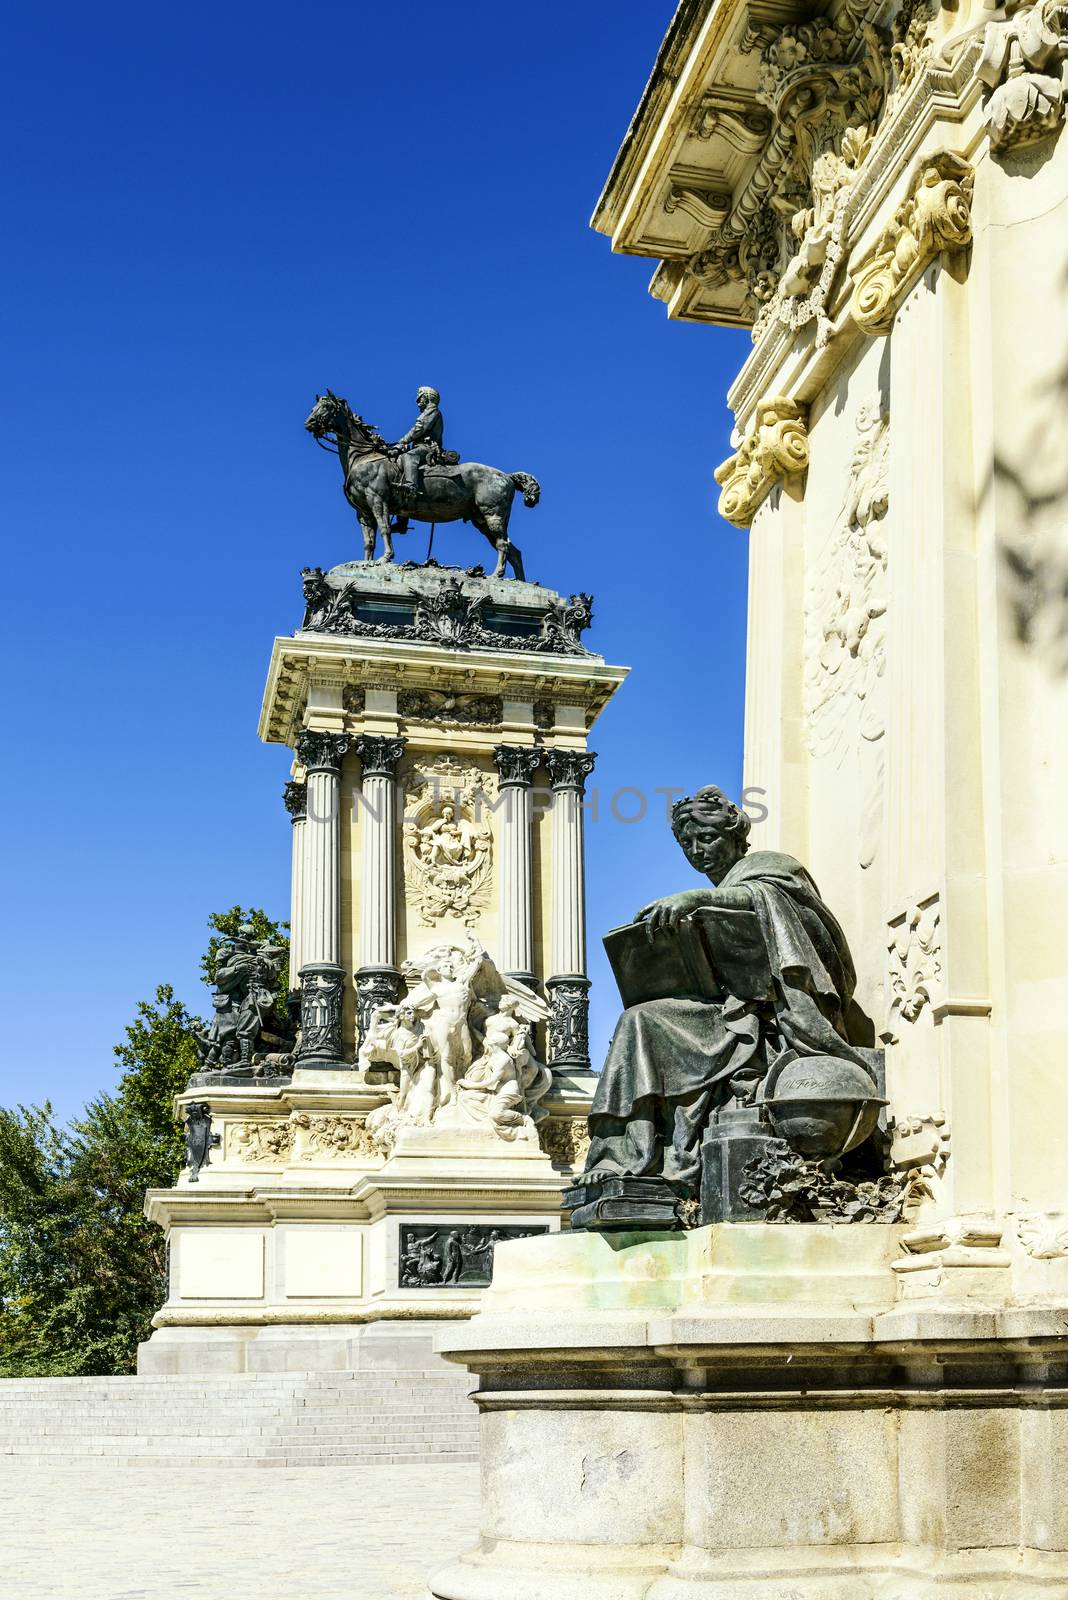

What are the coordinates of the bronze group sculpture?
(565, 787, 886, 1230)
(304, 387, 540, 579)
(192, 923, 294, 1080)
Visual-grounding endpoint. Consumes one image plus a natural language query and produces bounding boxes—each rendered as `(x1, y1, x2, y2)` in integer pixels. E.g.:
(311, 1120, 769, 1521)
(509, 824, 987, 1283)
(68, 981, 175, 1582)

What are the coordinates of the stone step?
(0, 1369, 479, 1466)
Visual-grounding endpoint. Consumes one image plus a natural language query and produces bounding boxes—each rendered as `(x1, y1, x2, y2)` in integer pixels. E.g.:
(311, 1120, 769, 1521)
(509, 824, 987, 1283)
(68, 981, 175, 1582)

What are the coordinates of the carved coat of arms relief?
(402, 753, 494, 928)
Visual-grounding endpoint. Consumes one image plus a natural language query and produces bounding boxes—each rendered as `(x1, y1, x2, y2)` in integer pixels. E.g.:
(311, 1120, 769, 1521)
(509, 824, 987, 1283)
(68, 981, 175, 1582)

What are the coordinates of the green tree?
(0, 908, 287, 1377)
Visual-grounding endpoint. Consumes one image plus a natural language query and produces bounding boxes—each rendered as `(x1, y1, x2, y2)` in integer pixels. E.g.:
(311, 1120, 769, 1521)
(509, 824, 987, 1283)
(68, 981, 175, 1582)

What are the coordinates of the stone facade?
(430, 1, 1068, 1593)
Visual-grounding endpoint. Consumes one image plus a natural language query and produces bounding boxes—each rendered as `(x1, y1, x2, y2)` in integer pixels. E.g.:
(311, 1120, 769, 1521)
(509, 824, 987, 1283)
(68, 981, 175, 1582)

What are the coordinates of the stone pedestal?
(141, 562, 628, 1373)
(430, 1227, 1068, 1599)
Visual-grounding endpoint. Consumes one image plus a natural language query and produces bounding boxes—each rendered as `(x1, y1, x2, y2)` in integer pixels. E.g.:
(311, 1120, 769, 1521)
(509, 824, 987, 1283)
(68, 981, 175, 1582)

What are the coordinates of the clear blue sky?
(1, 2, 751, 1119)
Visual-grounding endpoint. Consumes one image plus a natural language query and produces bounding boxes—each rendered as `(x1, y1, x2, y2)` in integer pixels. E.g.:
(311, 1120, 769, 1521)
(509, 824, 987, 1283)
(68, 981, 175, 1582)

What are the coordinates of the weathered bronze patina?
(304, 388, 540, 579)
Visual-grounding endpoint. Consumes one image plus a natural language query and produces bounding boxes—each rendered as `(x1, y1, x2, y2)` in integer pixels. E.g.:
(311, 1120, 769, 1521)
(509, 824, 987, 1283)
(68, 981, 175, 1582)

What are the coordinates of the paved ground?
(0, 1463, 480, 1599)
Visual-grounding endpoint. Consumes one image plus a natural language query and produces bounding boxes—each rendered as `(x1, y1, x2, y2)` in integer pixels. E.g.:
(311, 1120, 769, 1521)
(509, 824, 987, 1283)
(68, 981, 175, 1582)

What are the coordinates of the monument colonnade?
(284, 708, 596, 1070)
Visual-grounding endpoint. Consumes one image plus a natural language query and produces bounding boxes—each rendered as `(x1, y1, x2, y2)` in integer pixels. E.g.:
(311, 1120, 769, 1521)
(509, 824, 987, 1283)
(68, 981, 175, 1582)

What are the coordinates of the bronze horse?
(304, 392, 540, 579)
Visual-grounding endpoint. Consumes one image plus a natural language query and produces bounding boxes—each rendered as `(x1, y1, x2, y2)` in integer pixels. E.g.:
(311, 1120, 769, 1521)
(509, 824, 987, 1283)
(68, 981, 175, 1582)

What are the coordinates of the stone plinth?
(141, 559, 625, 1374)
(429, 1226, 1068, 1600)
(138, 1067, 597, 1376)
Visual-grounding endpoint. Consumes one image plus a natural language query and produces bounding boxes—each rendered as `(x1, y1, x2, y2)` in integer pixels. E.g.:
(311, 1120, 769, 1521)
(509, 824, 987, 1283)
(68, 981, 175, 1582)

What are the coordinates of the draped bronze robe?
(584, 850, 877, 1187)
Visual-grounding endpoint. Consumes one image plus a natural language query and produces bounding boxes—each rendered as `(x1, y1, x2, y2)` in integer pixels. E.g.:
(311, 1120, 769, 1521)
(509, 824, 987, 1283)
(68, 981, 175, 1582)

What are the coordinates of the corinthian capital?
(283, 780, 307, 819)
(544, 749, 597, 794)
(714, 397, 809, 528)
(296, 730, 352, 775)
(355, 734, 407, 778)
(493, 745, 542, 787)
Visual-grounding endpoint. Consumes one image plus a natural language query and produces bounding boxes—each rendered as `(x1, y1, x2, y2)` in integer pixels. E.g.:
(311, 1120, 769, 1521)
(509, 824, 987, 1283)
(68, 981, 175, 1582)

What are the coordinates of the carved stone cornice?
(544, 749, 597, 794)
(354, 734, 407, 779)
(283, 780, 307, 820)
(493, 745, 542, 787)
(714, 397, 810, 527)
(850, 149, 973, 336)
(296, 730, 352, 775)
(643, 0, 893, 330)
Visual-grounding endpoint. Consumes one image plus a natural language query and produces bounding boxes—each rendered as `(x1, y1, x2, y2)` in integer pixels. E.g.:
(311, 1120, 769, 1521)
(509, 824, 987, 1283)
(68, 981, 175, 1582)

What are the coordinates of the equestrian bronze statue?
(304, 387, 540, 580)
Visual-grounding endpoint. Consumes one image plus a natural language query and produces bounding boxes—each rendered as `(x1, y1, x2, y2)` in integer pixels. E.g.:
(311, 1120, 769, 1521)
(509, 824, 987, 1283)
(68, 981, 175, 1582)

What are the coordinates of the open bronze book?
(604, 905, 773, 1008)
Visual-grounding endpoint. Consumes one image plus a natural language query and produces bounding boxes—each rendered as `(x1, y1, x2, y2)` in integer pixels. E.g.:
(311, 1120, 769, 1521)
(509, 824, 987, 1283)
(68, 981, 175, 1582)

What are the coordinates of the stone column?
(282, 780, 307, 1019)
(493, 745, 542, 988)
(295, 730, 350, 1067)
(354, 734, 407, 1041)
(545, 749, 597, 1070)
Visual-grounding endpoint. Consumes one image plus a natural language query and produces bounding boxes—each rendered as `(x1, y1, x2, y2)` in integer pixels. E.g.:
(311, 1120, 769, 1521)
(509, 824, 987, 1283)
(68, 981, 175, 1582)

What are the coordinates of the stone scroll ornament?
(714, 398, 810, 527)
(850, 151, 974, 336)
(358, 936, 551, 1150)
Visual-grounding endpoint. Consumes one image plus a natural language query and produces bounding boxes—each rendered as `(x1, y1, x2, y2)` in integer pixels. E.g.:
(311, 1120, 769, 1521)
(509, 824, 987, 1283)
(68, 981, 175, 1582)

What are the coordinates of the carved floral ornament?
(885, 893, 942, 1039)
(714, 397, 810, 527)
(850, 150, 974, 336)
(226, 1114, 386, 1163)
(803, 399, 889, 871)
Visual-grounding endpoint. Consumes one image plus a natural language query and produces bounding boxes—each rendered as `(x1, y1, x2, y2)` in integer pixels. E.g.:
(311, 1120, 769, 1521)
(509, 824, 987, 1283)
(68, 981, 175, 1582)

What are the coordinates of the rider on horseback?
(391, 386, 446, 524)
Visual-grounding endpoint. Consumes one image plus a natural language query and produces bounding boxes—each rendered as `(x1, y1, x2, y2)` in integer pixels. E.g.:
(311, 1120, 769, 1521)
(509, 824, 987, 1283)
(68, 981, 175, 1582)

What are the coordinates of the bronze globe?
(763, 1054, 886, 1159)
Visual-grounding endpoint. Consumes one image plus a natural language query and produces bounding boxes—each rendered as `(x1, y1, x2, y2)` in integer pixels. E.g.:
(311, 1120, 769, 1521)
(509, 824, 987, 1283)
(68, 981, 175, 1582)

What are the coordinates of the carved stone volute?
(715, 397, 810, 527)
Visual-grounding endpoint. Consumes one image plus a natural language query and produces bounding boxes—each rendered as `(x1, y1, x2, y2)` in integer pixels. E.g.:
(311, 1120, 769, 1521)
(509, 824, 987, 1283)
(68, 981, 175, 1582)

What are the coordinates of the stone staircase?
(0, 1370, 479, 1467)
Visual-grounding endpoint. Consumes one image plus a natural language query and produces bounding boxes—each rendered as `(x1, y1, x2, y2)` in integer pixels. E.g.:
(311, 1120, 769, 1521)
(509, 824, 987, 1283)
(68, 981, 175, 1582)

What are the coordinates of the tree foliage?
(0, 908, 288, 1376)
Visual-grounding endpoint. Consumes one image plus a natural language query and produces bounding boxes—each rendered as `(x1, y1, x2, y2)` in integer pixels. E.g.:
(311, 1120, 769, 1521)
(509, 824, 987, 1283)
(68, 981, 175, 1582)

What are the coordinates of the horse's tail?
(510, 471, 541, 508)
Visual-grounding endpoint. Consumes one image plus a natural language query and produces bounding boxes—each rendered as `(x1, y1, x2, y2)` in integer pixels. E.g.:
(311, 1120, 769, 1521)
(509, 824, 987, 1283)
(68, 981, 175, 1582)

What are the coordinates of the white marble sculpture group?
(360, 936, 552, 1148)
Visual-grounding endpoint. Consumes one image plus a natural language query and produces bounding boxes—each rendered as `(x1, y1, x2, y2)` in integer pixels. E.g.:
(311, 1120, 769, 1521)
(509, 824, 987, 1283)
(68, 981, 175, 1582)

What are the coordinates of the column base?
(296, 961, 348, 1068)
(354, 964, 405, 1043)
(547, 974, 591, 1071)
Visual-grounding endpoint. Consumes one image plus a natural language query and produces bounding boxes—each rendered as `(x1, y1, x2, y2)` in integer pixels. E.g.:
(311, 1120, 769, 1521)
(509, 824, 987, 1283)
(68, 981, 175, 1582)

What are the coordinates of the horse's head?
(304, 390, 348, 439)
(305, 390, 387, 454)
